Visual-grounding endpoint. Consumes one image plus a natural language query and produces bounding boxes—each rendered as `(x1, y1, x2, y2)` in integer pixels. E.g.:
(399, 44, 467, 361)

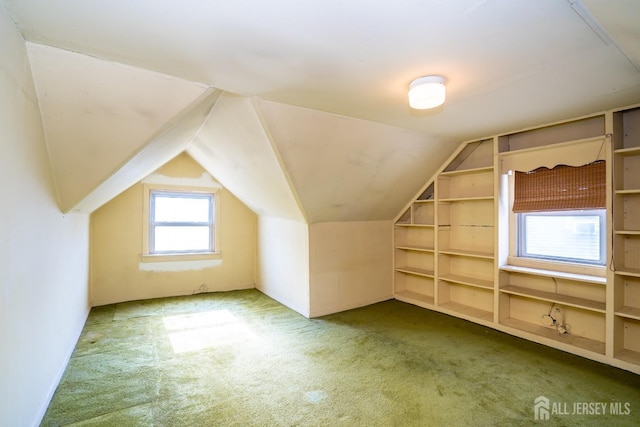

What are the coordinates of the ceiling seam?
(251, 98, 310, 224)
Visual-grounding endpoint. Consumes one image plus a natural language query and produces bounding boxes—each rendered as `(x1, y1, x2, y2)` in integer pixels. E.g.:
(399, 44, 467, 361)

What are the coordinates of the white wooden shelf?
(438, 248, 494, 260)
(616, 349, 640, 365)
(438, 196, 494, 203)
(615, 268, 640, 278)
(439, 166, 494, 176)
(394, 245, 434, 252)
(501, 318, 605, 355)
(615, 230, 640, 235)
(439, 301, 493, 322)
(616, 306, 640, 321)
(395, 290, 434, 306)
(439, 274, 494, 289)
(395, 223, 434, 228)
(395, 267, 435, 278)
(500, 285, 605, 313)
(500, 265, 606, 285)
(615, 189, 640, 194)
(614, 146, 640, 156)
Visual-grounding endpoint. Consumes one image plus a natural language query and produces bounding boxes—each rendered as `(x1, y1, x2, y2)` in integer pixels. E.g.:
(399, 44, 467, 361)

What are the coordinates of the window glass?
(517, 210, 605, 265)
(150, 191, 214, 254)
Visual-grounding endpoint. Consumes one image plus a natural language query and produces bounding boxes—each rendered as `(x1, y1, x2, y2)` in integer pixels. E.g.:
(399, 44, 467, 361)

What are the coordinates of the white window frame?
(142, 184, 220, 263)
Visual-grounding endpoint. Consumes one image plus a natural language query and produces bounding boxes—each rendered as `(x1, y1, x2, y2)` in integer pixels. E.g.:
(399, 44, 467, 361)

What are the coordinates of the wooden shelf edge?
(615, 307, 640, 321)
(394, 245, 435, 252)
(395, 267, 435, 278)
(500, 285, 605, 313)
(439, 301, 493, 323)
(395, 291, 434, 307)
(439, 274, 494, 290)
(439, 166, 494, 176)
(438, 196, 494, 203)
(615, 349, 640, 366)
(500, 265, 606, 285)
(614, 146, 640, 156)
(614, 230, 640, 235)
(439, 249, 495, 259)
(500, 318, 605, 355)
(615, 268, 640, 278)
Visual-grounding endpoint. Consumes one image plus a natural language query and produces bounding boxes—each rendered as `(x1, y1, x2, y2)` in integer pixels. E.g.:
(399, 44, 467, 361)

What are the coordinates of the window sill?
(140, 252, 221, 263)
(505, 256, 606, 280)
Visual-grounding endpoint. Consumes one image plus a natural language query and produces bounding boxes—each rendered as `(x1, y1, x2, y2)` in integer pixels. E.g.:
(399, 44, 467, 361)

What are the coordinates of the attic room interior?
(2, 0, 640, 425)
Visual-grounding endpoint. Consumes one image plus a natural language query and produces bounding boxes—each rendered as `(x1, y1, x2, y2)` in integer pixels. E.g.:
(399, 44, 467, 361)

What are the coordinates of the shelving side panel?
(438, 170, 493, 199)
(394, 226, 434, 248)
(502, 295, 605, 343)
(438, 254, 494, 283)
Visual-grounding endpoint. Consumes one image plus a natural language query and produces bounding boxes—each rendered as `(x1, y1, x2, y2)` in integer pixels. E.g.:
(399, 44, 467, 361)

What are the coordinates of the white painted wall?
(308, 221, 393, 317)
(255, 216, 310, 317)
(0, 7, 90, 426)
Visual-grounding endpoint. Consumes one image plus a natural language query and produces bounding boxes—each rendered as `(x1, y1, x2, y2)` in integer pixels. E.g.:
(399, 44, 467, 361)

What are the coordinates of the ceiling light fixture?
(408, 76, 446, 109)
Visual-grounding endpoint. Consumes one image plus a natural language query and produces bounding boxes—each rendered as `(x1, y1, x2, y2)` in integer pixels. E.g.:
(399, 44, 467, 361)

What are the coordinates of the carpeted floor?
(42, 289, 640, 426)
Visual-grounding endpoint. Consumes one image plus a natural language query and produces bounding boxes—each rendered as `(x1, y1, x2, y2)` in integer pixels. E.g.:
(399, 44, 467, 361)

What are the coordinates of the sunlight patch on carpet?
(305, 390, 328, 404)
(162, 309, 255, 353)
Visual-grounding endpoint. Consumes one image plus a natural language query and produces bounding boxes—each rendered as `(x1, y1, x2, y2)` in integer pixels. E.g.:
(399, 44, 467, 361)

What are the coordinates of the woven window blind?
(513, 161, 606, 213)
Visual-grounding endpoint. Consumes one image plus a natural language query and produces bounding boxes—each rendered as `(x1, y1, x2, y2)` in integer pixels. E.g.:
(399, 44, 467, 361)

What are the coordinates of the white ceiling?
(3, 0, 640, 221)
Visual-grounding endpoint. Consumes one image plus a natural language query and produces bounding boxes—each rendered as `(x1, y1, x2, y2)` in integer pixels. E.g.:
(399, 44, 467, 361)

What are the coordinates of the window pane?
(154, 195, 210, 223)
(153, 226, 211, 252)
(521, 212, 602, 263)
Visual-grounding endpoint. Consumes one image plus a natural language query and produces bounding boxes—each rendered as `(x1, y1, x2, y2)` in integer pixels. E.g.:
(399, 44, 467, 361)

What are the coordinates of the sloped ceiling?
(256, 100, 452, 222)
(187, 93, 306, 222)
(27, 43, 209, 212)
(4, 0, 640, 221)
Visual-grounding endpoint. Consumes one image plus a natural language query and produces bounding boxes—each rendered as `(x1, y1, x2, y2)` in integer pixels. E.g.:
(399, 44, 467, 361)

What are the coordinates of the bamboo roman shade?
(513, 161, 606, 213)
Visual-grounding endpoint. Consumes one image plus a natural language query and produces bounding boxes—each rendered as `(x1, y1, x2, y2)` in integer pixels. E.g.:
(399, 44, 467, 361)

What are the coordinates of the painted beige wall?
(309, 221, 394, 317)
(0, 7, 90, 426)
(90, 153, 256, 305)
(255, 216, 310, 317)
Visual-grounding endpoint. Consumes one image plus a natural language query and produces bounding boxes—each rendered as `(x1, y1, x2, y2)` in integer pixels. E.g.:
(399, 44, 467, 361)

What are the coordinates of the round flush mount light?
(408, 75, 446, 109)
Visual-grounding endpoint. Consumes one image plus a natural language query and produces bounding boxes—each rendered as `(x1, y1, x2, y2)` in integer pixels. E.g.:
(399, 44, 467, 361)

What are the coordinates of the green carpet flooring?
(42, 289, 640, 426)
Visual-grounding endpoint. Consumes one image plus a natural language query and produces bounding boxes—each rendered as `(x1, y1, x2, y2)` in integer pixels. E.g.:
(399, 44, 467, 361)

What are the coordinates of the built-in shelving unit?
(394, 184, 436, 306)
(393, 104, 640, 375)
(613, 106, 640, 366)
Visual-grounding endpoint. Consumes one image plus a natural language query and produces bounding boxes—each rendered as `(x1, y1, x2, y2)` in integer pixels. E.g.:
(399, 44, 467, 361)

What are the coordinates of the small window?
(149, 191, 214, 254)
(517, 210, 605, 265)
(512, 161, 606, 268)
